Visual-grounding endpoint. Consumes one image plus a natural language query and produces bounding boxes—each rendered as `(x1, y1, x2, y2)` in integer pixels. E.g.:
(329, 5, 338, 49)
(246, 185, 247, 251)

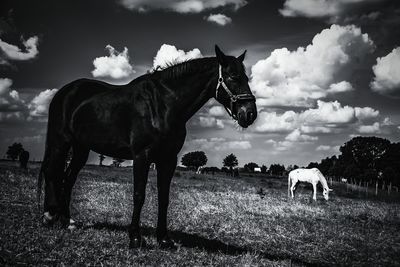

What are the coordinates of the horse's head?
(214, 45, 257, 128)
(323, 188, 333, 200)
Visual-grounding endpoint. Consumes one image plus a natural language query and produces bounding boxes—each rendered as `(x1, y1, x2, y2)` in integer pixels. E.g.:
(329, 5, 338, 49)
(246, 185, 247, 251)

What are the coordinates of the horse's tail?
(288, 172, 291, 198)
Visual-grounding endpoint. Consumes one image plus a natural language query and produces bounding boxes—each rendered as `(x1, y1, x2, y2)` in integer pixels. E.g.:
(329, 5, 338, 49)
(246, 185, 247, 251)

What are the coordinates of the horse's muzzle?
(237, 102, 257, 128)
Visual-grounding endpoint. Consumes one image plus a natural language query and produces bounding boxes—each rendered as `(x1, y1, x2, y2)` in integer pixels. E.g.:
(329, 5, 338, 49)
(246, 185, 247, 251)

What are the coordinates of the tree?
(99, 154, 106, 166)
(343, 163, 361, 183)
(380, 143, 400, 186)
(6, 143, 24, 161)
(307, 162, 319, 169)
(340, 136, 390, 174)
(181, 151, 207, 171)
(260, 165, 268, 174)
(244, 162, 258, 172)
(223, 153, 238, 172)
(269, 164, 286, 176)
(112, 158, 125, 167)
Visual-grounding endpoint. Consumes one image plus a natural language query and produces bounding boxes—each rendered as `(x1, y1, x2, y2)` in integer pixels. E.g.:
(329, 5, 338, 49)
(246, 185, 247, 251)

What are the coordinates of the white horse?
(288, 168, 333, 201)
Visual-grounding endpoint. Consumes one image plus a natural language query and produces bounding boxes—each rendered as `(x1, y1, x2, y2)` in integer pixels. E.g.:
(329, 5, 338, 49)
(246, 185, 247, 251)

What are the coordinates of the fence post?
(388, 182, 392, 195)
(375, 181, 378, 196)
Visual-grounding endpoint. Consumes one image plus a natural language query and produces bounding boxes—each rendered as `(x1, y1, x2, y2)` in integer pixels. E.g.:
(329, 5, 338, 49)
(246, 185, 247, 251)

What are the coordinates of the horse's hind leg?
(60, 146, 89, 227)
(129, 154, 150, 248)
(42, 142, 70, 223)
(290, 180, 297, 199)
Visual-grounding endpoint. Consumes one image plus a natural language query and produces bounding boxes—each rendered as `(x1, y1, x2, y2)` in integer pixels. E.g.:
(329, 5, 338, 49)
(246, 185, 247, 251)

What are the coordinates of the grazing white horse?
(288, 168, 333, 201)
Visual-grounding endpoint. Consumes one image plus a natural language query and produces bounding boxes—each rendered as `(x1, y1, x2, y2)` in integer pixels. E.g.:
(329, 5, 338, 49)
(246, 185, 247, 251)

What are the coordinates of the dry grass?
(1, 162, 400, 266)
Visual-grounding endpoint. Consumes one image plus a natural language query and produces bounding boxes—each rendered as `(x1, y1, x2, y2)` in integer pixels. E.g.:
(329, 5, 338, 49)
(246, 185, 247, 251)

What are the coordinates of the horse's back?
(289, 168, 321, 183)
(46, 79, 117, 142)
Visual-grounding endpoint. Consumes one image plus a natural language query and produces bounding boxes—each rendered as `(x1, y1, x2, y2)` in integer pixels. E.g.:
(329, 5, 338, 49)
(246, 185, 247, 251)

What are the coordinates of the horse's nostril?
(247, 112, 253, 122)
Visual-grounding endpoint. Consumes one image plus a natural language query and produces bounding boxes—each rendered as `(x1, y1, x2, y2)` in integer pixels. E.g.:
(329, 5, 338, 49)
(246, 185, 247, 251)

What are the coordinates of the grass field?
(1, 161, 400, 266)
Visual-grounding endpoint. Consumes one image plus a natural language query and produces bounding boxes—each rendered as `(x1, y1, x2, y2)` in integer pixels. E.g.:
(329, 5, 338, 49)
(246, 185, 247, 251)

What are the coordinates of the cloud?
(254, 100, 381, 135)
(254, 110, 298, 133)
(152, 44, 202, 70)
(198, 116, 224, 129)
(279, 0, 381, 22)
(285, 129, 318, 142)
(28, 89, 58, 117)
(250, 24, 374, 107)
(0, 78, 26, 113)
(119, 0, 247, 13)
(354, 106, 379, 121)
(370, 47, 400, 98)
(205, 13, 232, 26)
(316, 145, 340, 153)
(0, 36, 39, 63)
(300, 100, 356, 125)
(358, 122, 380, 134)
(208, 106, 226, 117)
(92, 45, 135, 79)
(187, 138, 251, 151)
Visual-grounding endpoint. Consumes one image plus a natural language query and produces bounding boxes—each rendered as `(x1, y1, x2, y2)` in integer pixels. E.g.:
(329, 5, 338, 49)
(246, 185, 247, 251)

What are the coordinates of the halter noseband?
(215, 65, 255, 120)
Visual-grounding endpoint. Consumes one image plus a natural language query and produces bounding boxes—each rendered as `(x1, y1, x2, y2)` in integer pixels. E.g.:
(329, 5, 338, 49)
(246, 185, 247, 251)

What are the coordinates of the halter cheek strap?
(215, 65, 255, 120)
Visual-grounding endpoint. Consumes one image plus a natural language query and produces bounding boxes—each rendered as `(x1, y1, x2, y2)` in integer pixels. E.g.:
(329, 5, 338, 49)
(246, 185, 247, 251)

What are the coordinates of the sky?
(1, 0, 400, 168)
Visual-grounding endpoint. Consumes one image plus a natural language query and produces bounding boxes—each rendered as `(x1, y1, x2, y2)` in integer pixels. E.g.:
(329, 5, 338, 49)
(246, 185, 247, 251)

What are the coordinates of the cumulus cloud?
(208, 106, 226, 117)
(0, 78, 25, 112)
(254, 110, 298, 133)
(370, 47, 400, 98)
(300, 100, 356, 125)
(28, 89, 58, 117)
(0, 36, 39, 64)
(152, 44, 202, 70)
(279, 0, 381, 22)
(119, 0, 247, 13)
(92, 45, 135, 79)
(205, 13, 232, 26)
(254, 100, 380, 135)
(358, 122, 380, 134)
(285, 129, 318, 142)
(198, 116, 224, 129)
(354, 106, 379, 121)
(250, 24, 374, 107)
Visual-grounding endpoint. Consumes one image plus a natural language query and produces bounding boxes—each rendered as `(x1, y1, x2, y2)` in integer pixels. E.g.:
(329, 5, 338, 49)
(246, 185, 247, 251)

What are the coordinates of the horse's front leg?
(129, 155, 150, 248)
(156, 155, 177, 249)
(312, 183, 317, 201)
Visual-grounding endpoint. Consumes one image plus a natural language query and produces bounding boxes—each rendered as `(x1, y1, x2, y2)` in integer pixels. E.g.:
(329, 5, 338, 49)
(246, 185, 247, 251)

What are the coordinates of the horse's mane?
(151, 57, 215, 80)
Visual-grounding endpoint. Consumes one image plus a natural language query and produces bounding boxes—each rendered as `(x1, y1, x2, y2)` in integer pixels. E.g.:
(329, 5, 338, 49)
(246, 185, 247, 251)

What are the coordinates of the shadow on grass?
(82, 222, 319, 267)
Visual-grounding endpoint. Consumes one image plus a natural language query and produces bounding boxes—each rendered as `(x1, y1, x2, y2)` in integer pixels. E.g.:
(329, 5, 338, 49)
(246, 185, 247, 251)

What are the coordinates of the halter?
(215, 65, 255, 120)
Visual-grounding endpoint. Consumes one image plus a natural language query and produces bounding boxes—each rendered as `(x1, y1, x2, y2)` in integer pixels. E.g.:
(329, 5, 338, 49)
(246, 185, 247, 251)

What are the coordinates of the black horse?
(38, 45, 257, 248)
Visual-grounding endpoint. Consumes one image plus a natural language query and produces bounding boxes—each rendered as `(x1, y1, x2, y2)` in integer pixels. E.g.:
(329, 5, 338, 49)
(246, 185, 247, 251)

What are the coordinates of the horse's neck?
(319, 174, 329, 190)
(165, 59, 217, 122)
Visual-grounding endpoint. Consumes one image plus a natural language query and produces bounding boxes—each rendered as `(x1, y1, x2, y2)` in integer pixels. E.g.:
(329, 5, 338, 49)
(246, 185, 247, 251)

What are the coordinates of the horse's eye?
(229, 75, 240, 82)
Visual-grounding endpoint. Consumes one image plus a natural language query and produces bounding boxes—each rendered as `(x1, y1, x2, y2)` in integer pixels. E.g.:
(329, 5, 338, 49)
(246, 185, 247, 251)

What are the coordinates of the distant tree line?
(307, 136, 400, 186)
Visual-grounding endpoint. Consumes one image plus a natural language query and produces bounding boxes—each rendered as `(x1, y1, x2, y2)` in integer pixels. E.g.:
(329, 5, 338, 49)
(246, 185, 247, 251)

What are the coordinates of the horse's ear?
(237, 50, 246, 62)
(215, 45, 227, 66)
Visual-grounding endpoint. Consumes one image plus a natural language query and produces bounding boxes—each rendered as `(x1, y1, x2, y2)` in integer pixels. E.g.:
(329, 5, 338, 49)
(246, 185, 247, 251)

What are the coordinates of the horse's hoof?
(42, 212, 57, 226)
(158, 238, 177, 250)
(129, 237, 147, 249)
